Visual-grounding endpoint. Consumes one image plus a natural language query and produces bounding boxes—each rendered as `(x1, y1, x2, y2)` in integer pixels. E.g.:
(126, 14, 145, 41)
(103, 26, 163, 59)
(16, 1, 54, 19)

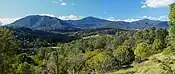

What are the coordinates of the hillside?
(108, 53, 175, 74)
(2, 0, 175, 74)
(7, 15, 169, 31)
(8, 27, 77, 48)
(8, 15, 80, 31)
(65, 16, 112, 29)
(66, 17, 169, 29)
(0, 23, 172, 74)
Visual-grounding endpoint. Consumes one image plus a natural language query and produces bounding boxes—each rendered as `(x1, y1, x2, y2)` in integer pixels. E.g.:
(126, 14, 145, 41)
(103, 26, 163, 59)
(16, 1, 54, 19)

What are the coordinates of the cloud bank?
(0, 14, 168, 25)
(105, 17, 140, 22)
(142, 0, 175, 8)
(58, 15, 82, 20)
(0, 18, 21, 25)
(105, 16, 168, 22)
(141, 16, 168, 21)
(0, 14, 82, 25)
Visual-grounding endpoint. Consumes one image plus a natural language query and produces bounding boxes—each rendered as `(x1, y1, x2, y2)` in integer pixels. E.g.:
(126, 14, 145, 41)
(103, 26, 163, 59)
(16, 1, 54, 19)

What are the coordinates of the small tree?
(134, 42, 150, 61)
(114, 45, 134, 65)
(169, 3, 175, 38)
(16, 62, 34, 74)
(163, 46, 175, 55)
(152, 39, 163, 53)
(169, 3, 175, 27)
(0, 28, 19, 73)
(85, 52, 115, 73)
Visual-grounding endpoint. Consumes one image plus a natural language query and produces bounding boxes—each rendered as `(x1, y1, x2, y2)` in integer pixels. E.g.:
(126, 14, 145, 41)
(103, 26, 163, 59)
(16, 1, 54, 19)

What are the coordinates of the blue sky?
(0, 0, 174, 24)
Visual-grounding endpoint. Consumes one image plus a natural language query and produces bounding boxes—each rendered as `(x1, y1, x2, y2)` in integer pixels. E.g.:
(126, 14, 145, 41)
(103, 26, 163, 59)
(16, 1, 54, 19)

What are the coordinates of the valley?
(1, 0, 175, 74)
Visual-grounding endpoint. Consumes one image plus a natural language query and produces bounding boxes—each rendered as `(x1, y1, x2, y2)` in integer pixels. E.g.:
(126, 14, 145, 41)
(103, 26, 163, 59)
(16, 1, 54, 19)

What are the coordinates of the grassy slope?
(107, 53, 175, 74)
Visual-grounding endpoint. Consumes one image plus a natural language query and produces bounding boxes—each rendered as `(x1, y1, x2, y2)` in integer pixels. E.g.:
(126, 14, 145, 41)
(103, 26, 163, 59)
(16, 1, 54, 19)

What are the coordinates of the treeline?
(10, 27, 78, 48)
(1, 3, 175, 74)
(0, 26, 173, 74)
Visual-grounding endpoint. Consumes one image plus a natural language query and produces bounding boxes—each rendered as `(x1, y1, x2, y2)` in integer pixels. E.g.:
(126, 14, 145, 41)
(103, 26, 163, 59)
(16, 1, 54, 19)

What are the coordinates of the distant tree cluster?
(1, 26, 171, 74)
(1, 3, 175, 74)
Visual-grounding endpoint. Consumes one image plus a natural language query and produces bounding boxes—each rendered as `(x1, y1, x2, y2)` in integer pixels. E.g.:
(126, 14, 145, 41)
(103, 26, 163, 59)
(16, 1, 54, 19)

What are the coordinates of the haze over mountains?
(7, 15, 169, 31)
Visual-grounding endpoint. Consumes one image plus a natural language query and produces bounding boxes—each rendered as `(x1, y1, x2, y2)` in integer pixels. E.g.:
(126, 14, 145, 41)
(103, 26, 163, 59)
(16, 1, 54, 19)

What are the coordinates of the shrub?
(163, 46, 174, 56)
(152, 39, 163, 53)
(114, 45, 134, 65)
(85, 52, 115, 73)
(134, 42, 150, 61)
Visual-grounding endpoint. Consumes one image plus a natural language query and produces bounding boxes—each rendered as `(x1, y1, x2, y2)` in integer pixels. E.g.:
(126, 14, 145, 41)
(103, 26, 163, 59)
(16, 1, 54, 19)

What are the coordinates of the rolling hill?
(7, 27, 77, 48)
(65, 16, 112, 29)
(7, 15, 169, 31)
(8, 15, 80, 31)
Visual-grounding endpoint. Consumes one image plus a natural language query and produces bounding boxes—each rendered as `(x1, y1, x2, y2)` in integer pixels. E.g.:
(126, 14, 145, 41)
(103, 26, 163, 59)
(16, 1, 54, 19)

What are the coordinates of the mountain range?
(7, 15, 169, 31)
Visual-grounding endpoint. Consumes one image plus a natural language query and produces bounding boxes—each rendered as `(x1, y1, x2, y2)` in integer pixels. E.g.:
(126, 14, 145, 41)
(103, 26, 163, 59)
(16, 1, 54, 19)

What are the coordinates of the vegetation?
(1, 3, 175, 74)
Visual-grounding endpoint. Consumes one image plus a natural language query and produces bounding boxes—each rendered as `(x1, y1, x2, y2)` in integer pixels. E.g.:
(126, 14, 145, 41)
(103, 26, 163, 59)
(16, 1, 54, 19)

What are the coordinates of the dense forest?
(1, 3, 175, 74)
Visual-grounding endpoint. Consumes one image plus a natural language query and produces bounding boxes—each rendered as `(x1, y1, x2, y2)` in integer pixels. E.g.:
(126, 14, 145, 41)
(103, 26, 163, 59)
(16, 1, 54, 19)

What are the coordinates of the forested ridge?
(1, 3, 175, 74)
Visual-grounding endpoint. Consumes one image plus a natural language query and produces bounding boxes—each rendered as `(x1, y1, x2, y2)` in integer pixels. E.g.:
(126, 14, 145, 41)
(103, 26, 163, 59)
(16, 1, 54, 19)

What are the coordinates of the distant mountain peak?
(8, 15, 79, 31)
(23, 15, 59, 20)
(81, 16, 108, 21)
(7, 15, 169, 30)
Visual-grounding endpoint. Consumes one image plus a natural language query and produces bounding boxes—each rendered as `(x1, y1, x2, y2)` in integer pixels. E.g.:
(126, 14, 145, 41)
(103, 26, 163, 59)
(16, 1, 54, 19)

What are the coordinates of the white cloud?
(0, 14, 82, 25)
(0, 14, 169, 25)
(141, 5, 147, 8)
(61, 2, 67, 6)
(105, 17, 140, 22)
(0, 18, 21, 25)
(142, 0, 175, 8)
(121, 19, 141, 22)
(105, 16, 168, 22)
(141, 16, 168, 21)
(29, 14, 81, 20)
(58, 15, 82, 20)
(53, 0, 68, 6)
(38, 14, 56, 17)
(0, 14, 56, 25)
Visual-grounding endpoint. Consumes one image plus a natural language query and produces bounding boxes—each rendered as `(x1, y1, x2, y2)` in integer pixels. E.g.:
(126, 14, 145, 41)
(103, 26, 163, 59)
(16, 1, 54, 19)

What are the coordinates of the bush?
(85, 52, 115, 73)
(114, 45, 134, 65)
(152, 39, 163, 53)
(134, 42, 150, 61)
(163, 46, 174, 56)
